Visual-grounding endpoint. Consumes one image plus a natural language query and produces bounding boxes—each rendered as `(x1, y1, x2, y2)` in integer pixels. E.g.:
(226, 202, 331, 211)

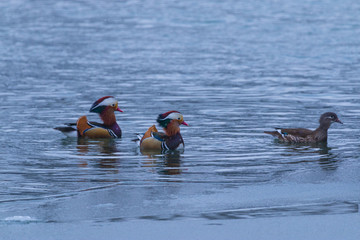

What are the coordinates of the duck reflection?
(316, 143, 338, 171)
(140, 149, 183, 175)
(76, 138, 120, 171)
(279, 142, 338, 171)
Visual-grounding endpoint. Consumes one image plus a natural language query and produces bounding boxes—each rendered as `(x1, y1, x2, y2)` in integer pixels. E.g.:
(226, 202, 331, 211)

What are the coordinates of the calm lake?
(1, 0, 360, 239)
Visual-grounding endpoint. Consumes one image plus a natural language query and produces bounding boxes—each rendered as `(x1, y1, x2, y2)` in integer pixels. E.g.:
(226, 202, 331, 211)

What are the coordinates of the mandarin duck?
(136, 111, 188, 151)
(264, 112, 342, 143)
(55, 96, 123, 138)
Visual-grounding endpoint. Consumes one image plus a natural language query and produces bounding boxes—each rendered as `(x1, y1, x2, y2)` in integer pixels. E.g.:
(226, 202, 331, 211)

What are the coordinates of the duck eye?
(111, 104, 115, 107)
(331, 115, 335, 119)
(178, 117, 181, 120)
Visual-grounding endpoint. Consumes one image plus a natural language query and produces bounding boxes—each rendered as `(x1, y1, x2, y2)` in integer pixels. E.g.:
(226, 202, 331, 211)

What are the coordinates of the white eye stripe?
(98, 98, 117, 107)
(163, 112, 182, 120)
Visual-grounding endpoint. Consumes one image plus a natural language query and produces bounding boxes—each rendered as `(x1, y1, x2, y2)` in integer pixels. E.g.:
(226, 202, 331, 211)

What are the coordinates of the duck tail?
(54, 126, 77, 137)
(264, 130, 282, 138)
(132, 134, 143, 146)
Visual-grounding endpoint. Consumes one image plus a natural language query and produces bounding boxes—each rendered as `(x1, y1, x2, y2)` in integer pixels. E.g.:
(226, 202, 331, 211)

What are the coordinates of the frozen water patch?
(95, 203, 117, 209)
(3, 216, 38, 223)
(201, 201, 359, 220)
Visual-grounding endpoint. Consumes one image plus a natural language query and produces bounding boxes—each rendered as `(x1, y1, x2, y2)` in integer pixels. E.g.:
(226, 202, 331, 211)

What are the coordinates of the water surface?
(1, 0, 360, 239)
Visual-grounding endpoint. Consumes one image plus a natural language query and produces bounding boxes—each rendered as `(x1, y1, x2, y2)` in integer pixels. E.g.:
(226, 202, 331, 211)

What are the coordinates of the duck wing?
(151, 131, 168, 141)
(278, 128, 313, 138)
(65, 121, 105, 128)
(264, 128, 313, 143)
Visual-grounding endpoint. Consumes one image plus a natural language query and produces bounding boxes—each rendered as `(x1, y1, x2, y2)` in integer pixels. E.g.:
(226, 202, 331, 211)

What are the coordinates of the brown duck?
(264, 112, 342, 143)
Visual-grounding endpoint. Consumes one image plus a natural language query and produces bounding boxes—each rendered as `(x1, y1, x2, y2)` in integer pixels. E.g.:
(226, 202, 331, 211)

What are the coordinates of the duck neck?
(317, 121, 331, 132)
(164, 120, 180, 137)
(100, 107, 116, 126)
(314, 122, 330, 141)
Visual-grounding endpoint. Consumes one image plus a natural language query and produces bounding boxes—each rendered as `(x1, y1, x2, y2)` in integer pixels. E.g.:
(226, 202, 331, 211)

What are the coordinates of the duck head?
(90, 96, 123, 125)
(157, 111, 188, 136)
(319, 112, 342, 129)
(90, 96, 123, 114)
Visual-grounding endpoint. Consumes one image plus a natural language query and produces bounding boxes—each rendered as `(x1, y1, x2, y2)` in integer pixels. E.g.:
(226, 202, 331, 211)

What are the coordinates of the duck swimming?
(55, 96, 123, 138)
(137, 111, 188, 151)
(264, 112, 342, 143)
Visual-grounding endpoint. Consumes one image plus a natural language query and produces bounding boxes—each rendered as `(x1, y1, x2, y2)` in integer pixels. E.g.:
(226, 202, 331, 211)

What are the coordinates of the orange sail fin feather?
(140, 125, 158, 143)
(76, 116, 92, 137)
(76, 116, 114, 138)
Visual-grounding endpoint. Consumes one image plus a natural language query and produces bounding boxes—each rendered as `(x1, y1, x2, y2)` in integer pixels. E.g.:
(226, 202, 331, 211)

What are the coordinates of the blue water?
(1, 0, 360, 239)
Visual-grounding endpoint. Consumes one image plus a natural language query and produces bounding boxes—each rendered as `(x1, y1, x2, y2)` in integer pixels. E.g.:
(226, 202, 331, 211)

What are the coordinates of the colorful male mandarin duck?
(137, 111, 188, 151)
(55, 96, 123, 138)
(264, 112, 342, 143)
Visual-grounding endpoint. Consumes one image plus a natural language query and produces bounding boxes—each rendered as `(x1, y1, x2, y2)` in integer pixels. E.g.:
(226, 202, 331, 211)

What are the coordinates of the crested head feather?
(158, 111, 180, 119)
(157, 111, 181, 128)
(94, 96, 114, 106)
(89, 96, 117, 113)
